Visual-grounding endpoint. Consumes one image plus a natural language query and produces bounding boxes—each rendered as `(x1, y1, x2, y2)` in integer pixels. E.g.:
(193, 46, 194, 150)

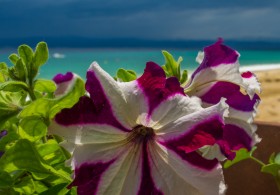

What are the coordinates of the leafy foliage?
(115, 68, 137, 82)
(161, 50, 188, 85)
(224, 147, 280, 189)
(224, 147, 257, 168)
(0, 42, 83, 194)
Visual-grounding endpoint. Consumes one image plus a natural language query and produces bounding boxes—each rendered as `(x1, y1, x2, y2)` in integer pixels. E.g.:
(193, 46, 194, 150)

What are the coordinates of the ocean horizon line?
(2, 37, 280, 50)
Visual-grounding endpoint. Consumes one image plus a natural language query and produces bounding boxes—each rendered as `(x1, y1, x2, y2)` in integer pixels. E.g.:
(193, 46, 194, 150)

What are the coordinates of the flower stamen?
(127, 125, 155, 143)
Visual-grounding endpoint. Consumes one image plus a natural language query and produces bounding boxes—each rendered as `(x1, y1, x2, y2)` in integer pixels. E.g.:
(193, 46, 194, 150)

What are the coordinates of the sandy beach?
(252, 67, 280, 124)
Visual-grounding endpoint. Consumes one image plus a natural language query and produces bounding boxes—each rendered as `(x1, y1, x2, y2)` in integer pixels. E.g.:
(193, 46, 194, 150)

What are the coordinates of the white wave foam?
(240, 64, 280, 72)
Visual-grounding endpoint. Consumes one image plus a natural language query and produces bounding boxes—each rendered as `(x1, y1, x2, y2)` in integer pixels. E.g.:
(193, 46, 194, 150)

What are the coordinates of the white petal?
(118, 81, 149, 127)
(49, 122, 127, 145)
(199, 144, 226, 161)
(98, 144, 142, 195)
(89, 62, 159, 129)
(195, 51, 204, 64)
(71, 142, 127, 167)
(156, 99, 228, 140)
(54, 73, 81, 97)
(151, 142, 226, 195)
(149, 94, 203, 129)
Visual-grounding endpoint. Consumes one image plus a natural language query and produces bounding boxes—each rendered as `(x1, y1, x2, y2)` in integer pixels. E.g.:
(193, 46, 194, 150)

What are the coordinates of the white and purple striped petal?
(185, 39, 260, 98)
(198, 81, 260, 122)
(137, 62, 185, 116)
(241, 71, 261, 95)
(53, 72, 78, 97)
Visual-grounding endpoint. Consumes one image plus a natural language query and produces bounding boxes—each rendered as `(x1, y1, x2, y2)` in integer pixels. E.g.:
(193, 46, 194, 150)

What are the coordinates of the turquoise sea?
(1, 48, 280, 79)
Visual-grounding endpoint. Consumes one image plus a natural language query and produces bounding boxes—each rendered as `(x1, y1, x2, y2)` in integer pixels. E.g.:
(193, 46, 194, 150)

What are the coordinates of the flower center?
(128, 125, 155, 143)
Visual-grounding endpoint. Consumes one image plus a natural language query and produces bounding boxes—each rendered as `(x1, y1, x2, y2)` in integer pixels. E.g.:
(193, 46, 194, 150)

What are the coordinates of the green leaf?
(19, 98, 51, 119)
(0, 73, 7, 83)
(0, 130, 19, 151)
(223, 147, 257, 168)
(8, 67, 20, 81)
(20, 77, 85, 119)
(269, 153, 276, 163)
(13, 175, 35, 194)
(116, 68, 137, 82)
(69, 187, 77, 195)
(18, 45, 33, 66)
(0, 171, 13, 188)
(261, 163, 280, 177)
(34, 79, 56, 94)
(40, 183, 69, 195)
(18, 116, 47, 142)
(0, 139, 51, 173)
(0, 139, 71, 182)
(161, 65, 169, 76)
(8, 54, 19, 65)
(0, 62, 8, 70)
(31, 172, 49, 181)
(0, 187, 18, 195)
(0, 80, 29, 92)
(14, 59, 26, 82)
(0, 63, 9, 82)
(33, 181, 48, 193)
(162, 50, 181, 79)
(0, 91, 24, 127)
(33, 42, 49, 67)
(275, 152, 280, 164)
(161, 50, 188, 84)
(180, 70, 188, 85)
(0, 62, 9, 83)
(36, 139, 67, 165)
(49, 77, 85, 118)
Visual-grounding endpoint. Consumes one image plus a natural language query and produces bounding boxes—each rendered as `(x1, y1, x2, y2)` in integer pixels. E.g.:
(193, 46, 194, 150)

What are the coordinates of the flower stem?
(27, 84, 36, 101)
(275, 175, 280, 192)
(249, 155, 280, 192)
(249, 156, 266, 166)
(42, 136, 47, 143)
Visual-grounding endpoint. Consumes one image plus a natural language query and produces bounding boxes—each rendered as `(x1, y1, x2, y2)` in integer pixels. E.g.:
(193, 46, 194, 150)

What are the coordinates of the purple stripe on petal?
(55, 96, 129, 131)
(162, 116, 223, 170)
(200, 82, 260, 112)
(216, 140, 235, 160)
(241, 71, 253, 78)
(68, 160, 115, 195)
(223, 124, 252, 151)
(86, 70, 112, 110)
(55, 69, 129, 131)
(137, 62, 184, 115)
(181, 151, 218, 170)
(138, 141, 163, 195)
(53, 72, 74, 84)
(192, 39, 239, 79)
(0, 151, 4, 157)
(215, 124, 253, 160)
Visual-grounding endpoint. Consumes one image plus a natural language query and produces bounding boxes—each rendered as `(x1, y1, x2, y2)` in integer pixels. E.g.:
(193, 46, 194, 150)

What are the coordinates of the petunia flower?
(48, 61, 235, 195)
(184, 39, 260, 160)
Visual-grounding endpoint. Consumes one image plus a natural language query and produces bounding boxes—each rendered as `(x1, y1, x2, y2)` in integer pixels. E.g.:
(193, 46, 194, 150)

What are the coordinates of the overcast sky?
(0, 0, 280, 40)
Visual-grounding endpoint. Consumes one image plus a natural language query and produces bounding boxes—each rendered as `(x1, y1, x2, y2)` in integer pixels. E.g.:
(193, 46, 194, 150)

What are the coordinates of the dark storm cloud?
(0, 0, 279, 40)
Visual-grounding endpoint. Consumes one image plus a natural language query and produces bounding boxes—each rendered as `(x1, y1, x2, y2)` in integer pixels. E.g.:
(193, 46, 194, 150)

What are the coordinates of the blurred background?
(1, 0, 280, 79)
